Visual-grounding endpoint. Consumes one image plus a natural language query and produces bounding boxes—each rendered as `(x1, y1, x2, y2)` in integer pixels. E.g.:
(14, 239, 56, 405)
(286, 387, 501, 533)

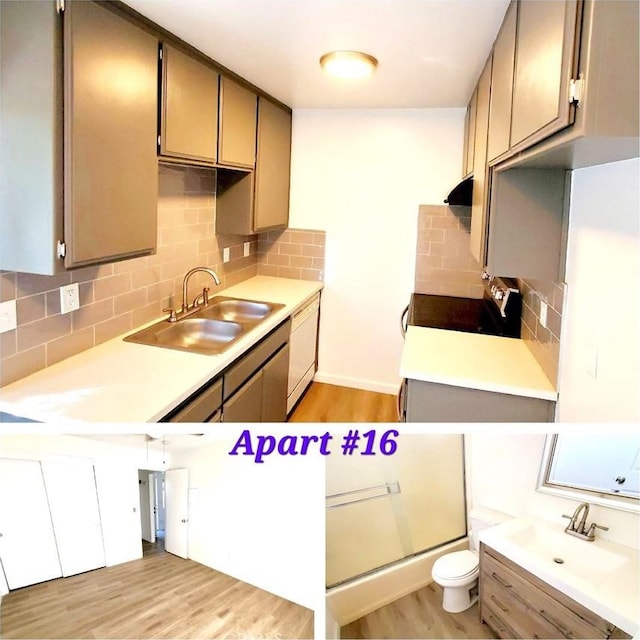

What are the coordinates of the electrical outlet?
(0, 299, 17, 334)
(223, 247, 230, 263)
(539, 300, 548, 328)
(60, 283, 80, 314)
(243, 241, 250, 258)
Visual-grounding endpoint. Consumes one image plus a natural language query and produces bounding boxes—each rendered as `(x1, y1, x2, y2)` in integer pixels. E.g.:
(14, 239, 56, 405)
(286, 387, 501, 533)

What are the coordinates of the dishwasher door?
(287, 294, 320, 413)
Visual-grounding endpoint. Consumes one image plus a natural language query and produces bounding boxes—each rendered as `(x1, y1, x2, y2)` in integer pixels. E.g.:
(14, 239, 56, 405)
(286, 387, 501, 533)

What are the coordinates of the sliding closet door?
(41, 461, 106, 577)
(0, 458, 62, 589)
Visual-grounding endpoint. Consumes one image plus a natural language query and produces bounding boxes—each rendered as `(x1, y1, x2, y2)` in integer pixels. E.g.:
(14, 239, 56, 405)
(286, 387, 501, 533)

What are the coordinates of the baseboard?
(313, 372, 400, 396)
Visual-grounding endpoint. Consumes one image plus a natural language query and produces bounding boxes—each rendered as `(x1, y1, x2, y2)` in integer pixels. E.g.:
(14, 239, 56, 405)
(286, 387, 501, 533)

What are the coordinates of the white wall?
(289, 108, 464, 393)
(171, 430, 324, 611)
(558, 158, 640, 421)
(466, 433, 640, 550)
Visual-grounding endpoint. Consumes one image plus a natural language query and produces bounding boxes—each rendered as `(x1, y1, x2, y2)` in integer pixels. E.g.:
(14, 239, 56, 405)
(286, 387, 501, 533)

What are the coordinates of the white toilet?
(431, 507, 510, 613)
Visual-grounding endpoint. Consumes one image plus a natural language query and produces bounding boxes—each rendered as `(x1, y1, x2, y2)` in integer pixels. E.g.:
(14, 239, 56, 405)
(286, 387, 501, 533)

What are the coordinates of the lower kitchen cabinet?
(405, 379, 555, 422)
(480, 544, 631, 639)
(163, 378, 223, 423)
(223, 369, 263, 423)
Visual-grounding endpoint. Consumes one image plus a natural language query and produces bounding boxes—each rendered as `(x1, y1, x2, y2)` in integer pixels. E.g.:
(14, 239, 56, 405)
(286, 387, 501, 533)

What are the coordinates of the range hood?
(444, 177, 473, 206)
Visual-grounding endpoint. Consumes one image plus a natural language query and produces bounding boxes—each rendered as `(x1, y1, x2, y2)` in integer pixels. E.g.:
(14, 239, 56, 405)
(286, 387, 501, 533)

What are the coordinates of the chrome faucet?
(164, 267, 221, 322)
(562, 502, 609, 541)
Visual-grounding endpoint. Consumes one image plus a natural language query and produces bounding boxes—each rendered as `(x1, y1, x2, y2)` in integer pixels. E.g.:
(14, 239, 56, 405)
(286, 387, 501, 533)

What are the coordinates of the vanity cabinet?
(405, 380, 555, 423)
(160, 43, 219, 165)
(0, 0, 158, 275)
(480, 544, 631, 639)
(218, 77, 258, 169)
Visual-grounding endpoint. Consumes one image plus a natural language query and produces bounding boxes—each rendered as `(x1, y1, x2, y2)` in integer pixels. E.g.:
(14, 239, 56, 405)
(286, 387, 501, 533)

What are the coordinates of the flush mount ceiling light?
(319, 51, 378, 80)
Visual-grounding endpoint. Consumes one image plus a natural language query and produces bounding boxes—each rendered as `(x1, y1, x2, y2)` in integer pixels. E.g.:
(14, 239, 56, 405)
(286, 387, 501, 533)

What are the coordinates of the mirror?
(537, 434, 640, 513)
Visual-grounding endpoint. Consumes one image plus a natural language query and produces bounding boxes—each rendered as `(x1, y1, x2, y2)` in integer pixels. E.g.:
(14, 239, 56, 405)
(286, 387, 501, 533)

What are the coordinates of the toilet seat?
(432, 550, 479, 584)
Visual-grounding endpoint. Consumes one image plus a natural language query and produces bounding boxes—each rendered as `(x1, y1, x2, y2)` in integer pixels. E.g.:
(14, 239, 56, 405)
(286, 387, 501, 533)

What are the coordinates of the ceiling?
(78, 433, 215, 453)
(123, 0, 510, 109)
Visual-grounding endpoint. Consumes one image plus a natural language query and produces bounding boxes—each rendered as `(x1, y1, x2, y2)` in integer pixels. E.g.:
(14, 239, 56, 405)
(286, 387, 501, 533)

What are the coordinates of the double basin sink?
(124, 296, 284, 356)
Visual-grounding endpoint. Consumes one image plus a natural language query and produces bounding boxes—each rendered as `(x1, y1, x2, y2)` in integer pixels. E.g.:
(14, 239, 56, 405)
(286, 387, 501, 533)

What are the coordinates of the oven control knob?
(493, 288, 504, 300)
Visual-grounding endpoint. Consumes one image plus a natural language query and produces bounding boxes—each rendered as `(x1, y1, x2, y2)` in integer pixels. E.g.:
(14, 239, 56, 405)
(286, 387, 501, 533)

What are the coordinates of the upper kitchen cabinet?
(160, 43, 219, 165)
(487, 1, 517, 163)
(0, 0, 158, 275)
(218, 77, 258, 169)
(462, 89, 477, 179)
(469, 56, 493, 265)
(254, 98, 292, 232)
(510, 0, 581, 151)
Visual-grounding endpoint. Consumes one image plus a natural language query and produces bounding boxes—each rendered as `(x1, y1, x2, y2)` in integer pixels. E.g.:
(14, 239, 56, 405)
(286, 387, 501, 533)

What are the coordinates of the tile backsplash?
(0, 165, 325, 387)
(257, 229, 325, 281)
(414, 204, 484, 298)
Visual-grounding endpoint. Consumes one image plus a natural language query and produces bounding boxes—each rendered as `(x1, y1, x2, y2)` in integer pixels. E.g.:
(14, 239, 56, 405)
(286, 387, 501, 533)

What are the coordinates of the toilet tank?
(468, 507, 511, 552)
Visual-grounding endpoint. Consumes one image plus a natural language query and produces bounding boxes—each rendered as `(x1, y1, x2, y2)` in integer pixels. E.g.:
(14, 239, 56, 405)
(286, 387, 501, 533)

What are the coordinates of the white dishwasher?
(287, 293, 320, 413)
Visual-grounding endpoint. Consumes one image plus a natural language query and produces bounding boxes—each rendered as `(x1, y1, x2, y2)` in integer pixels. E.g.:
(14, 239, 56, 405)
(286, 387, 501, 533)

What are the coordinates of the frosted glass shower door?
(326, 435, 466, 587)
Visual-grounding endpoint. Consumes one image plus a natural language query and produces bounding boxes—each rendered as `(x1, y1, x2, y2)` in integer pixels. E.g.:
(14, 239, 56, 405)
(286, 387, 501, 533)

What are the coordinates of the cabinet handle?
(397, 381, 406, 422)
(491, 571, 512, 589)
(490, 594, 509, 612)
(400, 304, 409, 338)
(539, 609, 572, 639)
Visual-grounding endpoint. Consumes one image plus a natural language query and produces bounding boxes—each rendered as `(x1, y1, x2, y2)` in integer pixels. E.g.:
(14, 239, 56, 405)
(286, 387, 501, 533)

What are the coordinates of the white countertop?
(0, 277, 322, 423)
(400, 326, 557, 401)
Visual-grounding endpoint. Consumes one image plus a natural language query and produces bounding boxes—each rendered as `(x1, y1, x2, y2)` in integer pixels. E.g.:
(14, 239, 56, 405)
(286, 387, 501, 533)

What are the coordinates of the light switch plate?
(539, 300, 548, 328)
(0, 299, 17, 334)
(60, 283, 80, 314)
(243, 241, 250, 257)
(223, 247, 230, 263)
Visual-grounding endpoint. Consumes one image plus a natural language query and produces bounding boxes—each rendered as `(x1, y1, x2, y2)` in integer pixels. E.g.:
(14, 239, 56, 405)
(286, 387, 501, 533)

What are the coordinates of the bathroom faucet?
(562, 502, 609, 541)
(164, 267, 221, 322)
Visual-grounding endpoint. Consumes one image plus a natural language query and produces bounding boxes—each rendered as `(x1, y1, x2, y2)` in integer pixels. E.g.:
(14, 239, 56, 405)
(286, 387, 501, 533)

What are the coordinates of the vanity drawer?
(481, 545, 615, 639)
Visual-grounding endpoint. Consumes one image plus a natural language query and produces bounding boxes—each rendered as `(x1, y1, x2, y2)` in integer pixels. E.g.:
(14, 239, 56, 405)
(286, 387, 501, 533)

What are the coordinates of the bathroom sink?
(123, 296, 284, 355)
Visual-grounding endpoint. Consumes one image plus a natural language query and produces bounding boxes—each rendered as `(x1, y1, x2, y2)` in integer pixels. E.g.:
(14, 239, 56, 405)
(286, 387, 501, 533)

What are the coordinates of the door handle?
(181, 518, 188, 523)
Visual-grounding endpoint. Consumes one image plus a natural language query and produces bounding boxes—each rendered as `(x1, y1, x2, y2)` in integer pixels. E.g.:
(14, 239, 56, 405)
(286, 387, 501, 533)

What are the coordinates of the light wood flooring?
(340, 582, 497, 639)
(1, 548, 313, 639)
(289, 382, 398, 422)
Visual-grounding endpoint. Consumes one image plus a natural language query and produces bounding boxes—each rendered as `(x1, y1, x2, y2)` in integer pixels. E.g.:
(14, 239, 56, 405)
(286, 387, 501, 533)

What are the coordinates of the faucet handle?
(587, 522, 609, 534)
(163, 307, 177, 323)
(202, 287, 210, 306)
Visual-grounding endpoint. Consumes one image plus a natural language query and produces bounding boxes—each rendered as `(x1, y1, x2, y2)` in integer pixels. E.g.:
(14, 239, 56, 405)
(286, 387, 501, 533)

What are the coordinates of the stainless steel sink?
(124, 296, 284, 356)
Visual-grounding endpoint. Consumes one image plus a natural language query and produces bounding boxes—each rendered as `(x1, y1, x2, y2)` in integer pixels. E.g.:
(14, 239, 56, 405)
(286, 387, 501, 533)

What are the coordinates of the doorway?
(138, 470, 165, 556)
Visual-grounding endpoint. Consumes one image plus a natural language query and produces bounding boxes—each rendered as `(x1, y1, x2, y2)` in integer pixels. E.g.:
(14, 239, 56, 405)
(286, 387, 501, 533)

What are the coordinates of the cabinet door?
(161, 44, 219, 163)
(462, 89, 477, 178)
(254, 98, 292, 231)
(262, 344, 290, 422)
(469, 56, 492, 265)
(487, 1, 517, 162)
(510, 0, 580, 149)
(218, 77, 257, 168)
(223, 369, 263, 422)
(64, 1, 158, 268)
(0, 458, 62, 589)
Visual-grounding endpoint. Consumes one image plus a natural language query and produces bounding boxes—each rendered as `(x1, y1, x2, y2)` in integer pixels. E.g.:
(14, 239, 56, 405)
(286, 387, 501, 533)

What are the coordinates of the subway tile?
(278, 242, 303, 256)
(112, 255, 147, 275)
(47, 327, 95, 368)
(290, 256, 314, 269)
(1, 329, 17, 359)
(312, 233, 326, 246)
(278, 266, 301, 279)
(46, 290, 61, 317)
(71, 263, 114, 284)
(72, 299, 114, 332)
(257, 264, 279, 277)
(94, 274, 132, 301)
(300, 268, 322, 281)
(267, 254, 290, 267)
(16, 271, 71, 297)
(546, 306, 562, 340)
(132, 302, 163, 328)
(17, 313, 71, 352)
(16, 294, 46, 326)
(114, 289, 148, 316)
(132, 267, 162, 290)
(290, 231, 314, 244)
(94, 313, 132, 345)
(299, 244, 324, 259)
(1, 346, 46, 387)
(147, 280, 176, 304)
(0, 272, 16, 302)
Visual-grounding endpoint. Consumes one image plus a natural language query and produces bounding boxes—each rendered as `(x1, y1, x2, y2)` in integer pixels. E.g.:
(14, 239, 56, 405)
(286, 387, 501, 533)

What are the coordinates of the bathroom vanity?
(478, 516, 637, 639)
(480, 544, 631, 639)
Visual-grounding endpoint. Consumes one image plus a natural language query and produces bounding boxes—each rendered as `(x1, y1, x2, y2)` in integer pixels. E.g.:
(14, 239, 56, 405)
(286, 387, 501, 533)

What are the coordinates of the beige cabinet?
(218, 77, 257, 168)
(510, 0, 580, 151)
(160, 43, 219, 164)
(480, 544, 631, 639)
(469, 56, 492, 265)
(0, 0, 158, 275)
(254, 98, 292, 232)
(462, 89, 477, 179)
(487, 1, 517, 162)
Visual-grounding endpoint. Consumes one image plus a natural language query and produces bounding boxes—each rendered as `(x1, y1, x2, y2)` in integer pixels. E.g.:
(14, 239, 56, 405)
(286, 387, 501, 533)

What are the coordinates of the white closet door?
(0, 458, 62, 589)
(165, 468, 189, 559)
(41, 461, 106, 577)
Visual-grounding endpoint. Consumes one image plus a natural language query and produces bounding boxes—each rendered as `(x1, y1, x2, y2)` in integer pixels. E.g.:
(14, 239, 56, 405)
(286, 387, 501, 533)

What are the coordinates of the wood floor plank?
(289, 382, 398, 422)
(1, 546, 313, 639)
(340, 582, 497, 639)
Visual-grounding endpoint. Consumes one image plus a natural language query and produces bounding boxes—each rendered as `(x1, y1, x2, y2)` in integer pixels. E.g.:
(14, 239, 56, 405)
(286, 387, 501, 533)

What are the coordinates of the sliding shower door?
(326, 434, 466, 587)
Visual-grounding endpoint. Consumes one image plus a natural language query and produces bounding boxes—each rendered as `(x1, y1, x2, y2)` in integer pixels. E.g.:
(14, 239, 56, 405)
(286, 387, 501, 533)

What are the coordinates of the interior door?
(154, 473, 166, 532)
(165, 468, 189, 559)
(41, 461, 106, 577)
(0, 458, 62, 589)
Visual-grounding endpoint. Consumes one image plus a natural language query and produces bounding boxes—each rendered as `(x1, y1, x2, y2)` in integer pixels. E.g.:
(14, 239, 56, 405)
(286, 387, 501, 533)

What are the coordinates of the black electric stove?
(406, 274, 522, 338)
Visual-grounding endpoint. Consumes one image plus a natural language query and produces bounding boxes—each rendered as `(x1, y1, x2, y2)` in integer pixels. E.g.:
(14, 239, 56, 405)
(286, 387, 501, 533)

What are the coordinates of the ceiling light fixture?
(319, 50, 378, 80)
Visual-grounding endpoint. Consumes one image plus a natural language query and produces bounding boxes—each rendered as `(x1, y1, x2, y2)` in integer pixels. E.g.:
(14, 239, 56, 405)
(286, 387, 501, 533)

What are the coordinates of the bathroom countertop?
(0, 276, 322, 423)
(400, 326, 557, 401)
